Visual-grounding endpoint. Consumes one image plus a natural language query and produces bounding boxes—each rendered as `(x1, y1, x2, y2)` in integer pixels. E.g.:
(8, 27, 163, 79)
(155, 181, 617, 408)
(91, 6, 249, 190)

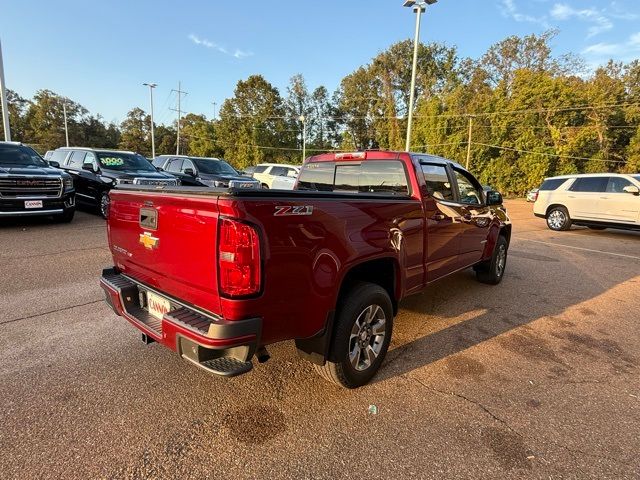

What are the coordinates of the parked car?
(271, 170, 298, 190)
(241, 166, 256, 177)
(0, 142, 75, 222)
(43, 150, 54, 160)
(101, 150, 510, 388)
(152, 155, 258, 188)
(252, 163, 300, 188)
(52, 147, 178, 218)
(526, 188, 539, 202)
(533, 173, 640, 231)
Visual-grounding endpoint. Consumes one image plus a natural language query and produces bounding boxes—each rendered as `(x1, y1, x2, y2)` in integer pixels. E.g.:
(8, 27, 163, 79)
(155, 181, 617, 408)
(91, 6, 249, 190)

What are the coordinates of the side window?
(253, 165, 268, 174)
(152, 157, 166, 168)
(67, 151, 86, 170)
(181, 159, 195, 173)
(286, 168, 298, 178)
(453, 169, 482, 205)
(270, 166, 287, 177)
(83, 151, 97, 168)
(539, 178, 567, 191)
(569, 177, 608, 192)
(166, 159, 183, 173)
(421, 164, 453, 201)
(49, 149, 70, 165)
(606, 177, 632, 193)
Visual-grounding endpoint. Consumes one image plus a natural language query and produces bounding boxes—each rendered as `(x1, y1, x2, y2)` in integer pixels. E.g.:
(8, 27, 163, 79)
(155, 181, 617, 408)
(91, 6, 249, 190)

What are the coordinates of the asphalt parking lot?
(1, 200, 639, 479)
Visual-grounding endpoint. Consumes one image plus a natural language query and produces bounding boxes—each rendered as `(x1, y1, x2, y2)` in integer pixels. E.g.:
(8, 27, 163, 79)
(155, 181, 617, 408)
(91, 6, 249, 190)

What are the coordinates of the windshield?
(633, 175, 640, 183)
(97, 152, 156, 172)
(193, 158, 238, 175)
(0, 144, 48, 167)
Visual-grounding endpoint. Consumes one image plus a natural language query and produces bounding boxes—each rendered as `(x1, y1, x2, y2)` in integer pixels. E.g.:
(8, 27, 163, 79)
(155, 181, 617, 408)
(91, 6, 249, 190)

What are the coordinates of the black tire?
(546, 206, 571, 231)
(98, 191, 110, 219)
(587, 226, 606, 230)
(314, 282, 393, 389)
(261, 183, 269, 189)
(57, 208, 75, 223)
(475, 235, 508, 285)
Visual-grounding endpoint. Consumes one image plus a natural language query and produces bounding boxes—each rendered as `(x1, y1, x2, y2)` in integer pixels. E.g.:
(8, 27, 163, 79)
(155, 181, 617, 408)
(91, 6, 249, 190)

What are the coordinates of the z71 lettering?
(274, 205, 314, 216)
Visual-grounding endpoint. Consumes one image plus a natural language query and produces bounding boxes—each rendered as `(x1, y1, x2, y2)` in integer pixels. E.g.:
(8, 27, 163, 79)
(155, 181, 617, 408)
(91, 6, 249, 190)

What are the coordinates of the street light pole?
(62, 102, 69, 147)
(0, 38, 11, 141)
(403, 0, 437, 152)
(299, 115, 306, 163)
(143, 83, 157, 158)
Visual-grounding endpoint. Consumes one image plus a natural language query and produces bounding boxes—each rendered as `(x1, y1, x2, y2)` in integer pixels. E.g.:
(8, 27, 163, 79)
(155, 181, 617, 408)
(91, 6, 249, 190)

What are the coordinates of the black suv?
(0, 142, 75, 222)
(152, 155, 258, 188)
(51, 147, 179, 218)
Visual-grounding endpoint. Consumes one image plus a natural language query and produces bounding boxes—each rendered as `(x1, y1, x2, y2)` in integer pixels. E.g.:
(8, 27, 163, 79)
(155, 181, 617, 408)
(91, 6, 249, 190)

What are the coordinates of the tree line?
(2, 31, 639, 195)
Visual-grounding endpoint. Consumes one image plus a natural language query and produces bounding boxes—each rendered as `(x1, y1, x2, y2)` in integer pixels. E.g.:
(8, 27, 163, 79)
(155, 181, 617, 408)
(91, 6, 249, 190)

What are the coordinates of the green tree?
(181, 113, 222, 157)
(119, 107, 150, 156)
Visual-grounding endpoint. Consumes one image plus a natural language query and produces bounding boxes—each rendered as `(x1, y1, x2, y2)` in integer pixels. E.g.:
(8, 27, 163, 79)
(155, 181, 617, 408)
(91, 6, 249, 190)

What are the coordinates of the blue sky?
(1, 0, 639, 125)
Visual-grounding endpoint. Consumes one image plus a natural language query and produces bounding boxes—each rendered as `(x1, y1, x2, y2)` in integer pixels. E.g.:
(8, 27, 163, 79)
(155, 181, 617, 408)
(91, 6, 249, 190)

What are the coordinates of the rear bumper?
(100, 268, 261, 376)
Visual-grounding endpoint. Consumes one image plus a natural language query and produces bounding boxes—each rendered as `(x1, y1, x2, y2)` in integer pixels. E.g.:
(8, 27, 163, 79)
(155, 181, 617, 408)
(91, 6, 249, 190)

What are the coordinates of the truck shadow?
(373, 244, 639, 383)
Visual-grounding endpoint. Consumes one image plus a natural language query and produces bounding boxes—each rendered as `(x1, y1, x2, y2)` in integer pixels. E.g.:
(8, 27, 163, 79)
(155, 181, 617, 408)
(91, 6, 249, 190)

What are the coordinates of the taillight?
(218, 218, 261, 297)
(533, 191, 539, 202)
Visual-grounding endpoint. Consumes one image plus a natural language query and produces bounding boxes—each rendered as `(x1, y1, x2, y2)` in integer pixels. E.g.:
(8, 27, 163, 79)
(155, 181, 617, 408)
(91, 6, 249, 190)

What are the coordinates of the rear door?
(597, 176, 640, 223)
(565, 177, 608, 219)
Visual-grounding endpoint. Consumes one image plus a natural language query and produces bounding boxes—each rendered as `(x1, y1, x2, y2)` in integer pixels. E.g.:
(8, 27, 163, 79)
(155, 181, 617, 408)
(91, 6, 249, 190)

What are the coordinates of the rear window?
(253, 165, 268, 174)
(49, 149, 70, 165)
(297, 160, 409, 195)
(539, 178, 567, 191)
(569, 177, 608, 193)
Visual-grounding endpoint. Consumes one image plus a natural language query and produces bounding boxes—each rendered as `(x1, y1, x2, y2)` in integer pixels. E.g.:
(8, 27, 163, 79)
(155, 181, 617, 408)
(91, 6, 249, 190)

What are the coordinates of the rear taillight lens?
(534, 191, 539, 201)
(218, 218, 261, 297)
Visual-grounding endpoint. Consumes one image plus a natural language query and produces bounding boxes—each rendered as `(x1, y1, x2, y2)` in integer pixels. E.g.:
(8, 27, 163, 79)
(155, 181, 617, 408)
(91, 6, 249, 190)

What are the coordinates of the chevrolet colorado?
(101, 150, 511, 388)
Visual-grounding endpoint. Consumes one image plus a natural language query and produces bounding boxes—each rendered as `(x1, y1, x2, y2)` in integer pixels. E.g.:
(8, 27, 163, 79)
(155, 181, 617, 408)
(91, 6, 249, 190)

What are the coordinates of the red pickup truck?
(101, 150, 510, 388)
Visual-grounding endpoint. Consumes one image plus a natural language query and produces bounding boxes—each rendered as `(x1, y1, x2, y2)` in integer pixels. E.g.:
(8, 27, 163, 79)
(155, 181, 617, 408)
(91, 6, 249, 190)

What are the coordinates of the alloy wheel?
(547, 210, 565, 230)
(348, 304, 386, 371)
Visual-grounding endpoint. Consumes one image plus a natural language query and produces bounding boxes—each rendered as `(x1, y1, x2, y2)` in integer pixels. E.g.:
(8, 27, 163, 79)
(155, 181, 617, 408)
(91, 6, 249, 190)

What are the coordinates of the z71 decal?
(274, 205, 314, 216)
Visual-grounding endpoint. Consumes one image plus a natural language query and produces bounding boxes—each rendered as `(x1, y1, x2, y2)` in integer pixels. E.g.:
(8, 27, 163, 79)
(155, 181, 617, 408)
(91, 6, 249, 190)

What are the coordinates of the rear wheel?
(314, 282, 393, 388)
(475, 235, 508, 285)
(546, 206, 571, 231)
(98, 192, 110, 219)
(261, 183, 269, 189)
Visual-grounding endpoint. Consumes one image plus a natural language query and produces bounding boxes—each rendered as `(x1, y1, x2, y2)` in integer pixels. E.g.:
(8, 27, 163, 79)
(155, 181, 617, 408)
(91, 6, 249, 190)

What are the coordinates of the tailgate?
(108, 190, 223, 315)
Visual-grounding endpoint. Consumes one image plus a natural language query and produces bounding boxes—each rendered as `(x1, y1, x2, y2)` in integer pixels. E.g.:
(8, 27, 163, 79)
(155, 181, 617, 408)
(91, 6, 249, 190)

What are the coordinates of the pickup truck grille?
(132, 178, 178, 187)
(0, 177, 63, 198)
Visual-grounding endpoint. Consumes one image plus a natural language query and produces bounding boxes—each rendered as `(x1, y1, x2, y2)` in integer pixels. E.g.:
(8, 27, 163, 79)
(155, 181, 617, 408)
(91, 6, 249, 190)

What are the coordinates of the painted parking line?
(513, 237, 640, 261)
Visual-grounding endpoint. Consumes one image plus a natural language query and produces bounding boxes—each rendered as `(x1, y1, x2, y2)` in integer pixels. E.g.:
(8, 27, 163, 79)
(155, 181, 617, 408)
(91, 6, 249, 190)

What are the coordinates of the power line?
(170, 82, 188, 154)
(472, 142, 628, 164)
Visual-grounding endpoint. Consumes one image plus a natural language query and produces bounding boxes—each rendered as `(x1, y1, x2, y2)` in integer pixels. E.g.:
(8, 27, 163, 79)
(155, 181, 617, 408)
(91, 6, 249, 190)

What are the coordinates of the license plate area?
(24, 200, 43, 209)
(144, 290, 172, 320)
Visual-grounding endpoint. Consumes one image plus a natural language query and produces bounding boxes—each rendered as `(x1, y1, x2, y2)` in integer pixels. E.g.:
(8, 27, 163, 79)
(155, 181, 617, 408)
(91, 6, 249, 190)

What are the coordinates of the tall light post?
(403, 0, 437, 152)
(0, 38, 10, 141)
(299, 115, 306, 163)
(143, 83, 157, 158)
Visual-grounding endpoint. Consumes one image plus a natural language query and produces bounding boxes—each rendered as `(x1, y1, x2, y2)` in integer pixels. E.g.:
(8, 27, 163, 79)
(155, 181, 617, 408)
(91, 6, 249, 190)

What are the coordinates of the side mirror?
(486, 190, 503, 206)
(623, 185, 640, 195)
(183, 168, 195, 177)
(82, 162, 98, 173)
(48, 161, 60, 168)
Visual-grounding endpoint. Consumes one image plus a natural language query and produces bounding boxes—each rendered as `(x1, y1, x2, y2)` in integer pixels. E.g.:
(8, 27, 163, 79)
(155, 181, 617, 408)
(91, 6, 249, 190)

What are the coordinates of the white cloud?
(550, 3, 613, 38)
(500, 0, 548, 27)
(582, 31, 640, 60)
(188, 34, 253, 60)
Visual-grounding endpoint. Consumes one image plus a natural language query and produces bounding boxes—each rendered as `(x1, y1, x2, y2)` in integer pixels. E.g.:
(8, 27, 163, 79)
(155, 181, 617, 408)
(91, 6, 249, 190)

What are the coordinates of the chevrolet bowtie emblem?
(139, 232, 159, 250)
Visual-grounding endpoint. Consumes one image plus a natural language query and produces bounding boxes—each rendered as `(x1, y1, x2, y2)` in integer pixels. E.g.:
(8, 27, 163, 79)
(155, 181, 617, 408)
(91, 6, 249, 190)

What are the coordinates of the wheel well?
(338, 258, 398, 315)
(545, 203, 567, 217)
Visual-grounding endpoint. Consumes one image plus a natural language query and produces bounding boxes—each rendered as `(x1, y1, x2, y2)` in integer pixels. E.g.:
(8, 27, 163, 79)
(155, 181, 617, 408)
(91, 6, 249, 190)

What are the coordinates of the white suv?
(252, 163, 300, 189)
(533, 173, 640, 231)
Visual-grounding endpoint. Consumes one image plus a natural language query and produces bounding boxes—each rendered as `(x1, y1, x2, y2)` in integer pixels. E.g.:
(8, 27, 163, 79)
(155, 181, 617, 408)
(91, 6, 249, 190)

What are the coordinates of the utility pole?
(212, 101, 217, 120)
(0, 38, 11, 141)
(299, 115, 306, 163)
(465, 115, 473, 170)
(170, 82, 188, 154)
(143, 83, 157, 158)
(63, 102, 69, 147)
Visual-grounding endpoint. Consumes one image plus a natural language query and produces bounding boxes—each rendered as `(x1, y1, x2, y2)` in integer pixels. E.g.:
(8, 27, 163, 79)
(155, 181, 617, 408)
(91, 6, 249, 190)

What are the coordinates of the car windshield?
(0, 144, 48, 167)
(97, 152, 155, 172)
(193, 158, 238, 175)
(633, 175, 640, 182)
